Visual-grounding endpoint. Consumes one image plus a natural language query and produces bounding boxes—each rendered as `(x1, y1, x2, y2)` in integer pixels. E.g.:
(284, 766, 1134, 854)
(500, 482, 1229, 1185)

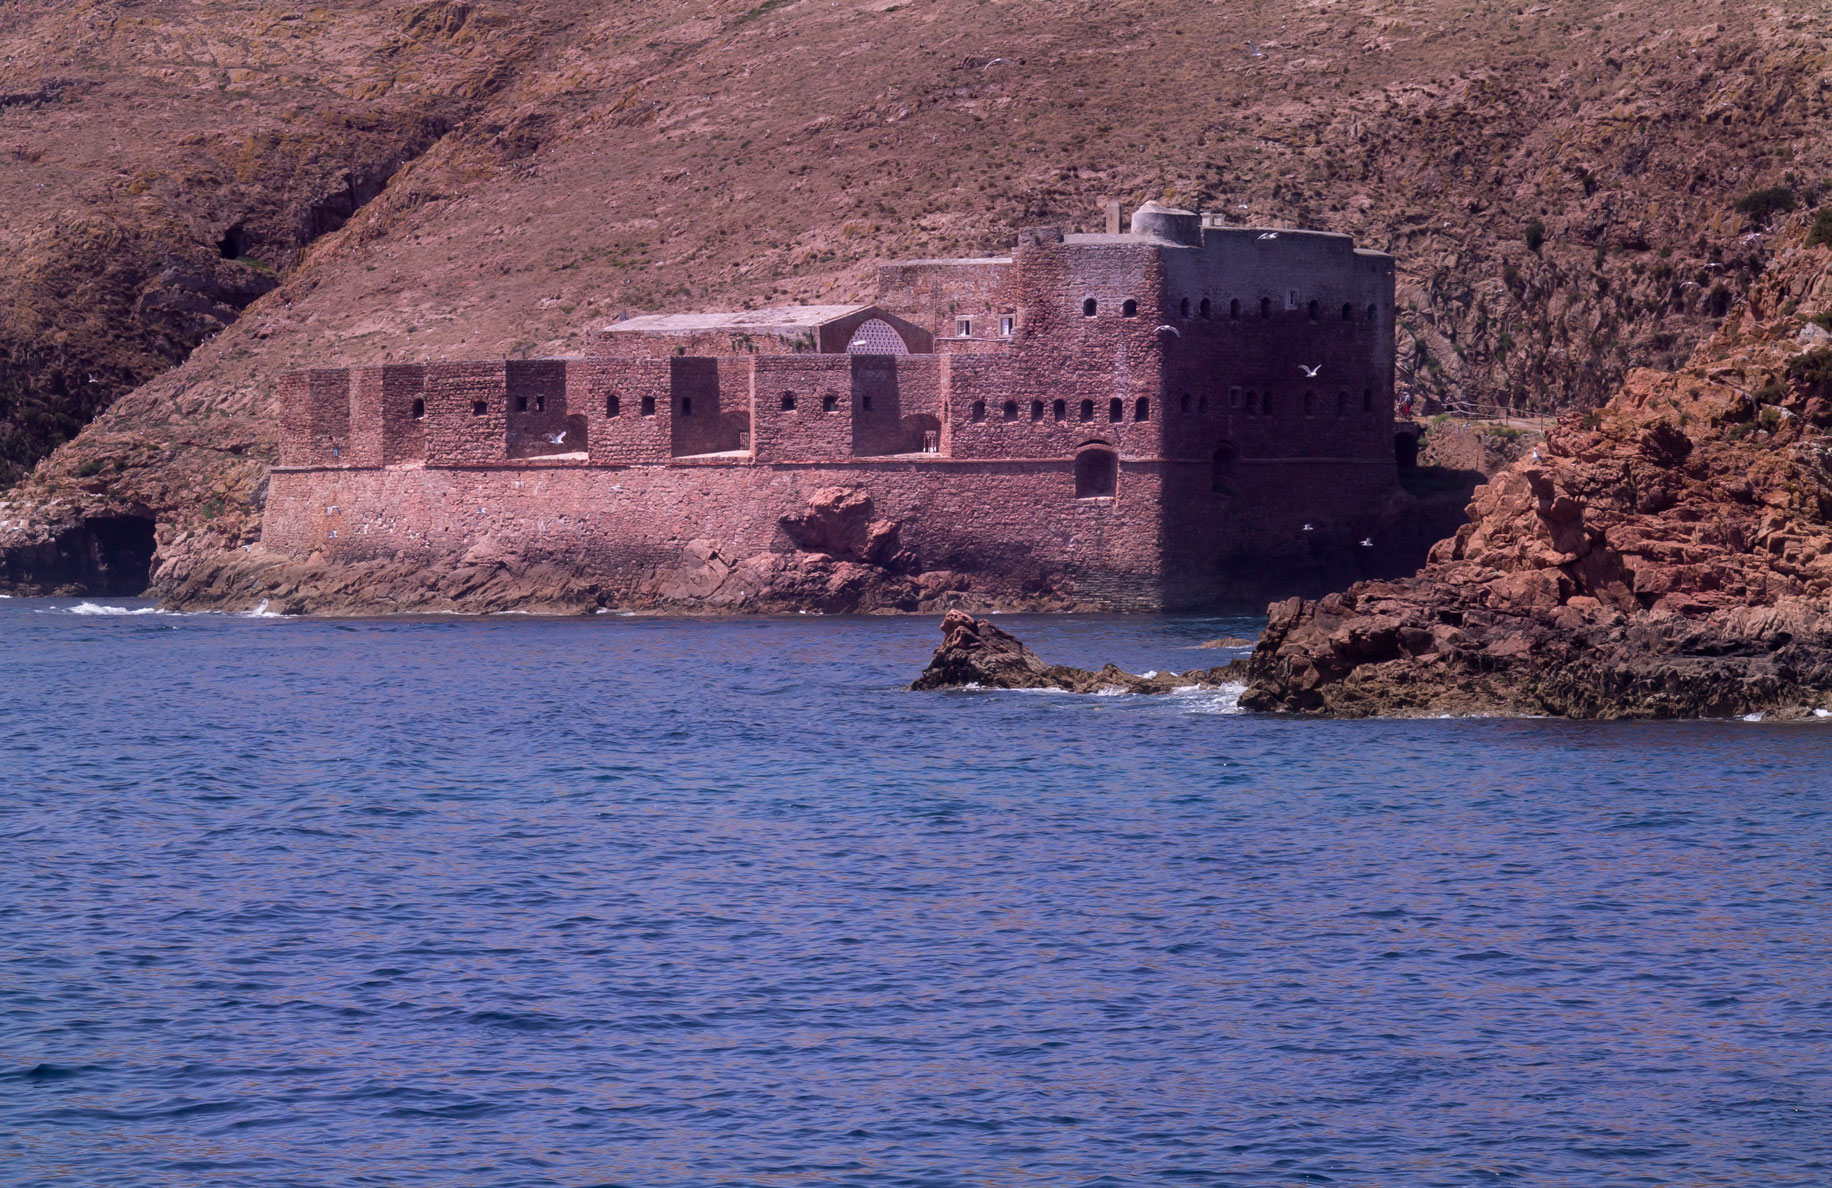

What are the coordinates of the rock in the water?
(1241, 221, 1832, 719)
(911, 610, 1244, 693)
(1197, 636, 1258, 649)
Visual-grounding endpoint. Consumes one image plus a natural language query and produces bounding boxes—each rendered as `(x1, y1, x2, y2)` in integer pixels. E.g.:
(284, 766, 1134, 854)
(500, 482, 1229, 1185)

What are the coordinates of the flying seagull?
(544, 430, 568, 445)
(1298, 363, 1322, 377)
(1360, 537, 1374, 548)
(1303, 523, 1315, 532)
(1247, 42, 1264, 57)
(1257, 231, 1279, 240)
(86, 373, 99, 385)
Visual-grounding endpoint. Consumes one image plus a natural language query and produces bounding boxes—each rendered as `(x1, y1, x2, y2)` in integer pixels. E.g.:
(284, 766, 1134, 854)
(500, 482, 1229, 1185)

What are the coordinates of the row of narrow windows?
(972, 397, 1150, 424)
(1082, 296, 1380, 323)
(455, 388, 1377, 423)
(1178, 389, 1377, 417)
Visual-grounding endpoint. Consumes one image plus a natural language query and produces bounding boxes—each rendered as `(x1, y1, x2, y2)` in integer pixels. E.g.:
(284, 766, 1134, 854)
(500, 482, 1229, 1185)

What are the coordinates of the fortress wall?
(573, 358, 673, 465)
(850, 354, 939, 457)
(502, 360, 571, 458)
(277, 368, 355, 468)
(261, 459, 1171, 607)
(944, 236, 1169, 461)
(875, 259, 1016, 343)
(751, 356, 855, 461)
(1161, 307, 1393, 465)
(659, 356, 754, 457)
(425, 361, 511, 465)
(350, 364, 427, 467)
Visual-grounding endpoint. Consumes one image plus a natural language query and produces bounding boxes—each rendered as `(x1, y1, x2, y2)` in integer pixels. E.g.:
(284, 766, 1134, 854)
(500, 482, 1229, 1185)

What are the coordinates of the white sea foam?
(244, 600, 285, 619)
(63, 602, 165, 617)
(1177, 682, 1247, 714)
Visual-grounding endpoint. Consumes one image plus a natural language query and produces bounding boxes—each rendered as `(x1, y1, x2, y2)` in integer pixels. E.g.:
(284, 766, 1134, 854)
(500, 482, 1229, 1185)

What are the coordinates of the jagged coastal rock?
(911, 610, 1244, 692)
(1242, 224, 1832, 719)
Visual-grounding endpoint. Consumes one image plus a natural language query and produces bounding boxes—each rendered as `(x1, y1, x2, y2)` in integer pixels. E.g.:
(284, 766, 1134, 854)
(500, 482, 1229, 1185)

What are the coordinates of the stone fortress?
(267, 203, 1398, 610)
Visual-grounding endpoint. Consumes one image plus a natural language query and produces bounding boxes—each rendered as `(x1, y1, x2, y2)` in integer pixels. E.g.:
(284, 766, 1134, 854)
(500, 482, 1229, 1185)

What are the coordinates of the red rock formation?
(1242, 220, 1832, 718)
(911, 610, 1243, 693)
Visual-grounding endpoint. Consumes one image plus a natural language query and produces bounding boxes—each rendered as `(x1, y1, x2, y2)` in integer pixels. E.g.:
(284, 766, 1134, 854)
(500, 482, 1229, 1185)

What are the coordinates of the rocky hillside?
(1, 0, 1830, 593)
(1242, 212, 1832, 718)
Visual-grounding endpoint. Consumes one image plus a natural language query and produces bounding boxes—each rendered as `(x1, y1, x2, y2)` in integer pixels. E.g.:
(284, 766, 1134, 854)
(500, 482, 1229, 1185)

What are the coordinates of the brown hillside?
(1, 0, 1829, 591)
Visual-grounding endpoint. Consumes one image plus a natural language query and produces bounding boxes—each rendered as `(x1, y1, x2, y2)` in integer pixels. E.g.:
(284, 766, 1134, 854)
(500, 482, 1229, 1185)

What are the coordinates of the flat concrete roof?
(602, 305, 870, 335)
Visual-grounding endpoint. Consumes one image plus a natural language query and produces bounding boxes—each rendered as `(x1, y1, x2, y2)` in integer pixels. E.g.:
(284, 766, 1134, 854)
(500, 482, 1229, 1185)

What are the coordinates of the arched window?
(971, 400, 987, 423)
(1074, 447, 1118, 499)
(1342, 303, 1354, 321)
(412, 398, 425, 419)
(1180, 392, 1192, 413)
(1133, 397, 1150, 422)
(1078, 399, 1094, 423)
(1260, 297, 1272, 319)
(1230, 298, 1240, 319)
(606, 395, 620, 417)
(1030, 399, 1044, 422)
(1002, 400, 1019, 422)
(1180, 297, 1191, 318)
(1082, 297, 1098, 317)
(780, 393, 796, 411)
(1304, 390, 1315, 416)
(822, 393, 838, 413)
(1337, 391, 1348, 417)
(845, 318, 910, 355)
(1121, 298, 1138, 318)
(1200, 298, 1212, 319)
(1108, 397, 1123, 422)
(1363, 388, 1373, 412)
(1307, 300, 1319, 323)
(640, 395, 656, 416)
(1053, 399, 1066, 422)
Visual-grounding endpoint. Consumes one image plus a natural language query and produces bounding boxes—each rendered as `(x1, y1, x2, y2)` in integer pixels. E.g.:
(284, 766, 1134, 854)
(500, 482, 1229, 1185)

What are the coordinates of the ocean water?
(1, 597, 1829, 1188)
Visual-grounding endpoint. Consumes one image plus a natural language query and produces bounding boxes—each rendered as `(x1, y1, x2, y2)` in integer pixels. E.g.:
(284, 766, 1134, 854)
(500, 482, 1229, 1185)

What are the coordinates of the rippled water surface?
(2, 598, 1830, 1187)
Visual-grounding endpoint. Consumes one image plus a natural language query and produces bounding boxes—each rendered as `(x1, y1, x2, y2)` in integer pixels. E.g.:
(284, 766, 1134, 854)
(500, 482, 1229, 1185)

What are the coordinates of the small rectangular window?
(999, 316, 1014, 336)
(1286, 289, 1298, 310)
(516, 395, 529, 412)
(957, 318, 972, 338)
(471, 401, 488, 416)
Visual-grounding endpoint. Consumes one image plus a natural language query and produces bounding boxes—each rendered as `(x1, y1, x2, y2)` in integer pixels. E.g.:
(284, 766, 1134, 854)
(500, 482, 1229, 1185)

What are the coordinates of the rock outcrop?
(1242, 222, 1832, 719)
(911, 610, 1244, 693)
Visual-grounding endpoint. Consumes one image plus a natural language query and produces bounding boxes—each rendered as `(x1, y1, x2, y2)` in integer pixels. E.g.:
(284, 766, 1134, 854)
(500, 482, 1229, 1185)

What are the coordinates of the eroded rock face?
(911, 610, 1245, 693)
(1241, 227, 1832, 719)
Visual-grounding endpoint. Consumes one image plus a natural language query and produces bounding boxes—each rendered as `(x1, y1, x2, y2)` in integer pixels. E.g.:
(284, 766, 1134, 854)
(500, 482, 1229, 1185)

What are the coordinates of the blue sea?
(2, 597, 1829, 1187)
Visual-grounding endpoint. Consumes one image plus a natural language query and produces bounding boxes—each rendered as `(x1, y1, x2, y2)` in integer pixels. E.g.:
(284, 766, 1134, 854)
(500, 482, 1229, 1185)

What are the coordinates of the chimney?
(1104, 200, 1122, 235)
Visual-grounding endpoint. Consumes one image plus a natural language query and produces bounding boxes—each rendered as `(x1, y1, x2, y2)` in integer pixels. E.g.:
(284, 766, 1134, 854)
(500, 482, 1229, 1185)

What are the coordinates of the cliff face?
(1242, 217, 1832, 718)
(1, 0, 1830, 597)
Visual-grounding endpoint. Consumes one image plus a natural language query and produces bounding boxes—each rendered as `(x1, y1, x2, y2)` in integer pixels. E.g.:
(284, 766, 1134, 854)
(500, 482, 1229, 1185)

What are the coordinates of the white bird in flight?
(1258, 231, 1279, 240)
(86, 373, 99, 385)
(1247, 42, 1264, 57)
(1298, 363, 1322, 377)
(1360, 537, 1374, 548)
(544, 430, 567, 445)
(1302, 523, 1315, 532)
